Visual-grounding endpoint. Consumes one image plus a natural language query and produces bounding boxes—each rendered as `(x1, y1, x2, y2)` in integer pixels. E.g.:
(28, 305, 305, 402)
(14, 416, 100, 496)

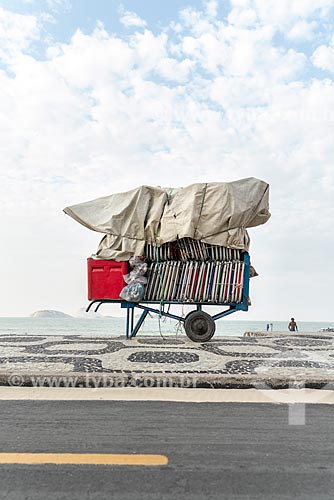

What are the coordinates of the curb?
(1, 371, 334, 389)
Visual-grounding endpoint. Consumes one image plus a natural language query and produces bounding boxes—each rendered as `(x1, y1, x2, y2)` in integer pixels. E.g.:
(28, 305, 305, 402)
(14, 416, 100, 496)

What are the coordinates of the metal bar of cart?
(86, 252, 251, 339)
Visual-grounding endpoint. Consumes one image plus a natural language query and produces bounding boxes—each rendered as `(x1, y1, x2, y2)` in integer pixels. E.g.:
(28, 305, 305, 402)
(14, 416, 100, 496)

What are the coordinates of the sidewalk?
(0, 333, 333, 388)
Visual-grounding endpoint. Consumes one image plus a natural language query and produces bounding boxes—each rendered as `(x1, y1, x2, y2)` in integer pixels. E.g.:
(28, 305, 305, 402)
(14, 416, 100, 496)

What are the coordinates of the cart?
(86, 253, 250, 342)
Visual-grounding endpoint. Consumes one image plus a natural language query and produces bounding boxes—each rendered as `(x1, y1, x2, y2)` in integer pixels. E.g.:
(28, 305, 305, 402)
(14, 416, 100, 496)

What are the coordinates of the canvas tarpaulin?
(64, 177, 270, 260)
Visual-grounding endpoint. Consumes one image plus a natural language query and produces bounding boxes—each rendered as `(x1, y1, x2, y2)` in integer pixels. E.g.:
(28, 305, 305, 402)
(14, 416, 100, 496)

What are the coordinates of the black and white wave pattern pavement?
(0, 335, 333, 388)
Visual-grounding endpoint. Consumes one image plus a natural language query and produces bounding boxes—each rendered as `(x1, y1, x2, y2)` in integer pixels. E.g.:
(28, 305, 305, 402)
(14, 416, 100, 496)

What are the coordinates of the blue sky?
(0, 0, 333, 319)
(1, 0, 210, 44)
(1, 0, 332, 76)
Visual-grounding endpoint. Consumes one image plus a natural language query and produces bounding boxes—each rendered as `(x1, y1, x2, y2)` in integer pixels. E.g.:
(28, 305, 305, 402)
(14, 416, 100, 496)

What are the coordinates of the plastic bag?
(120, 283, 145, 302)
(123, 272, 148, 285)
(123, 256, 147, 297)
(130, 263, 147, 277)
(124, 256, 147, 285)
(129, 256, 144, 268)
(129, 261, 147, 276)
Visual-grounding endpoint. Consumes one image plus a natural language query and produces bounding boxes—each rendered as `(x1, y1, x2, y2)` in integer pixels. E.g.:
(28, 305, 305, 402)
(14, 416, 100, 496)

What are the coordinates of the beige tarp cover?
(64, 177, 270, 260)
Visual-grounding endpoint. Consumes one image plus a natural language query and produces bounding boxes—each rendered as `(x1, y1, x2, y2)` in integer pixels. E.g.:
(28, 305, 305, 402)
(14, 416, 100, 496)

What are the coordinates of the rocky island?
(30, 310, 73, 318)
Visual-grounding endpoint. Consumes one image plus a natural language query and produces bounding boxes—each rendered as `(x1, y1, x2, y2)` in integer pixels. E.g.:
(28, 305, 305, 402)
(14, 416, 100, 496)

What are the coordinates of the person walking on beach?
(288, 318, 298, 332)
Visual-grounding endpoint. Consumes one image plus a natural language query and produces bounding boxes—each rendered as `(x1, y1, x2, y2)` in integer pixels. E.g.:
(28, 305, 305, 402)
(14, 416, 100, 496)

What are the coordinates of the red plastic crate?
(87, 259, 129, 300)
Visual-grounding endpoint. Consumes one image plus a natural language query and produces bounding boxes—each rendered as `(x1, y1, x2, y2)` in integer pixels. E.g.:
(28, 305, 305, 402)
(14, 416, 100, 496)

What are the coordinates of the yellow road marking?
(0, 453, 168, 466)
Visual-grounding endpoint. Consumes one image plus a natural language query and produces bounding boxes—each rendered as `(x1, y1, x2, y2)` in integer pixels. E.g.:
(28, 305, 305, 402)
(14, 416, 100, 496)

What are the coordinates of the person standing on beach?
(288, 318, 298, 332)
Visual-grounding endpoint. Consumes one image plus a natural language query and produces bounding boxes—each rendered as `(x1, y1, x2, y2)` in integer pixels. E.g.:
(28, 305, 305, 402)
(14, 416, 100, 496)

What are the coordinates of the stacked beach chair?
(144, 238, 245, 304)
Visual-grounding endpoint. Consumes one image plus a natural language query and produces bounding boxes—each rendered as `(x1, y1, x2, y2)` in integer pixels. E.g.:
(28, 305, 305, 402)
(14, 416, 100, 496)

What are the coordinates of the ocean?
(0, 317, 333, 338)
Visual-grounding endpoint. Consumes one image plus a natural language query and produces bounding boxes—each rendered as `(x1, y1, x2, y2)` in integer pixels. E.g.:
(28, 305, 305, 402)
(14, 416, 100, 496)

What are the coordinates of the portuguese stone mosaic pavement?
(0, 334, 334, 388)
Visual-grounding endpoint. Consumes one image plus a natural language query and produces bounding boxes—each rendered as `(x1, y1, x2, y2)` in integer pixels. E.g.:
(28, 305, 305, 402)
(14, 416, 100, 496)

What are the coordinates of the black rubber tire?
(184, 311, 216, 342)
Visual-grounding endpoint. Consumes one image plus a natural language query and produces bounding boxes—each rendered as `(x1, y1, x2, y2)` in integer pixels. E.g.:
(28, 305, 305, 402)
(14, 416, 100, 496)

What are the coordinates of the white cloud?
(228, 7, 257, 27)
(119, 9, 147, 29)
(205, 0, 218, 18)
(210, 76, 269, 108)
(180, 6, 214, 36)
(49, 27, 135, 87)
(46, 0, 71, 13)
(0, 3, 333, 319)
(230, 0, 333, 33)
(312, 43, 334, 72)
(182, 23, 305, 81)
(0, 7, 39, 60)
(251, 0, 333, 26)
(156, 57, 194, 82)
(287, 20, 318, 41)
(130, 30, 168, 74)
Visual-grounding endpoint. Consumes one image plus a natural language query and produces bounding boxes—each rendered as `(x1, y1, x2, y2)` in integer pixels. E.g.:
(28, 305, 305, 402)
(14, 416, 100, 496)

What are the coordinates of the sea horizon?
(0, 317, 333, 338)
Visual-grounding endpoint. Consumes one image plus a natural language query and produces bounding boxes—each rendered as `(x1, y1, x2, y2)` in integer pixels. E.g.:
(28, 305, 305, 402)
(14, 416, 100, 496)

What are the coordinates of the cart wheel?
(184, 311, 216, 342)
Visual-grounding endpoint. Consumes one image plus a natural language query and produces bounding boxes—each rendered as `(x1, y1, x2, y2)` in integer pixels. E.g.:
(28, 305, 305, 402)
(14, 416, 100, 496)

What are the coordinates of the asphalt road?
(0, 401, 333, 500)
